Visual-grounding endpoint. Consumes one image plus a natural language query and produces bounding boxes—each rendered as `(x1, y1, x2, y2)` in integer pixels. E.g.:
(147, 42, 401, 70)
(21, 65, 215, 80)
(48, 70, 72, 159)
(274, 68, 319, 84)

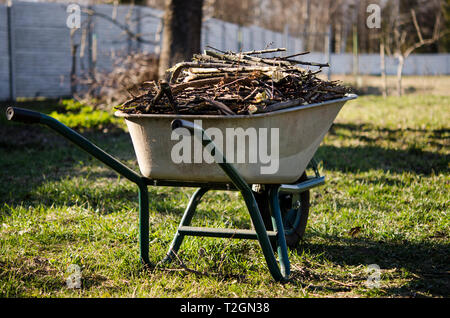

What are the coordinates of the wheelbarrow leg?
(139, 183, 151, 266)
(238, 182, 290, 282)
(163, 187, 210, 263)
(171, 119, 290, 282)
(268, 186, 290, 278)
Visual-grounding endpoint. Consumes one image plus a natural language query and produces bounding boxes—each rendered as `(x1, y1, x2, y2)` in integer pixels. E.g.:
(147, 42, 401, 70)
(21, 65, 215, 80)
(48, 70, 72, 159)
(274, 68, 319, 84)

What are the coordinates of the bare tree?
(68, 2, 162, 106)
(158, 0, 204, 79)
(382, 0, 443, 95)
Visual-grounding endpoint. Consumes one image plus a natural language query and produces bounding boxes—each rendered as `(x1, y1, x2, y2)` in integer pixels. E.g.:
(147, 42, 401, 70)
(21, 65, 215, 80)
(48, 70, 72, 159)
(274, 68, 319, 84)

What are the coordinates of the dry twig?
(116, 48, 351, 115)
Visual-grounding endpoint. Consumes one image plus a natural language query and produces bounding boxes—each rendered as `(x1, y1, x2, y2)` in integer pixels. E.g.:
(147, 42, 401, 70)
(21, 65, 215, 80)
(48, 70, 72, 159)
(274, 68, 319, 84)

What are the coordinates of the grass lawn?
(0, 95, 448, 298)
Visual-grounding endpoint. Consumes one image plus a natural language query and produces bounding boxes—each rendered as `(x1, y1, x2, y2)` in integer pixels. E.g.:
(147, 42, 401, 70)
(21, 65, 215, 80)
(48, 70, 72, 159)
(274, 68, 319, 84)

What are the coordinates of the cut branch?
(116, 48, 351, 116)
(240, 48, 286, 55)
(203, 98, 236, 115)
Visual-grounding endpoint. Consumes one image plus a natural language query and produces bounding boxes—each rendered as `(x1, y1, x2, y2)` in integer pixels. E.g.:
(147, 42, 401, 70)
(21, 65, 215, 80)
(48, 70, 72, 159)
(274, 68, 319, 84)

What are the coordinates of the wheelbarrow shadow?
(291, 234, 450, 297)
(0, 121, 185, 216)
(286, 121, 449, 296)
(317, 123, 449, 175)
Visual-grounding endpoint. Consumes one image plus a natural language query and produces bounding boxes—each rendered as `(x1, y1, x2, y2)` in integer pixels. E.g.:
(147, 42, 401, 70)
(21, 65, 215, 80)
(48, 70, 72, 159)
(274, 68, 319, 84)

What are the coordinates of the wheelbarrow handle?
(5, 106, 143, 185)
(171, 119, 200, 135)
(171, 119, 211, 149)
(6, 107, 42, 124)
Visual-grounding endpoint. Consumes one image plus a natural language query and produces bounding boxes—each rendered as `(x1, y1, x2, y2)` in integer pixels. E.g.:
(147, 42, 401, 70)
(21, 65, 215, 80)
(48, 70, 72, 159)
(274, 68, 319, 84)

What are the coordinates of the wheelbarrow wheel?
(254, 172, 310, 248)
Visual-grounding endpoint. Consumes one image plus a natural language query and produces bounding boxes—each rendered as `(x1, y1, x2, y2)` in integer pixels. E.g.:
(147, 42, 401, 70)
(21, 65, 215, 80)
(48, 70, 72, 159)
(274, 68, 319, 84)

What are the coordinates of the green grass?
(0, 95, 448, 298)
(48, 99, 123, 130)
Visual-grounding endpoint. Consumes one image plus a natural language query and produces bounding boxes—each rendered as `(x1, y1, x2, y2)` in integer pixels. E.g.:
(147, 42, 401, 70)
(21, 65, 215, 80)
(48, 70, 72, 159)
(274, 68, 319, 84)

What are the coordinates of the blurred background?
(0, 0, 448, 106)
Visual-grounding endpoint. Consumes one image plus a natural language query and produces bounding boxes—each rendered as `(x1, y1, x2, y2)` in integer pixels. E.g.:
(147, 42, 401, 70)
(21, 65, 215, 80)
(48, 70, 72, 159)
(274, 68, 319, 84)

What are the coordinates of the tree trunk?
(158, 0, 204, 80)
(70, 30, 78, 96)
(396, 54, 405, 96)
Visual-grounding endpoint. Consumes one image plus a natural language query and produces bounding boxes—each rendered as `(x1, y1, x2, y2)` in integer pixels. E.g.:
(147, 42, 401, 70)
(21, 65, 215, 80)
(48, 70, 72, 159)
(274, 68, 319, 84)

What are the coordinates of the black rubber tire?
(254, 172, 310, 248)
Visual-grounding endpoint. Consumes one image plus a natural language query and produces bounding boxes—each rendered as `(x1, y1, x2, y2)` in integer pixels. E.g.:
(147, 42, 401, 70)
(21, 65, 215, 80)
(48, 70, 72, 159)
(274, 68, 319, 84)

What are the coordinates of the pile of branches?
(116, 48, 351, 116)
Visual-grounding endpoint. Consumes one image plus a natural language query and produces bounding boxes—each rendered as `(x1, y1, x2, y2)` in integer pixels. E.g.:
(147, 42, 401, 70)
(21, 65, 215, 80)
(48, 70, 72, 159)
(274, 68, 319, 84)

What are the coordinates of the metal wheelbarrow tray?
(6, 94, 357, 282)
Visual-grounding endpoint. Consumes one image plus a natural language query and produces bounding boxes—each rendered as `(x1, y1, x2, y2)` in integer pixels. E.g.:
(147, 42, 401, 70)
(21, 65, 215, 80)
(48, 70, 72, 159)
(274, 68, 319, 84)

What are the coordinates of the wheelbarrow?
(5, 94, 357, 282)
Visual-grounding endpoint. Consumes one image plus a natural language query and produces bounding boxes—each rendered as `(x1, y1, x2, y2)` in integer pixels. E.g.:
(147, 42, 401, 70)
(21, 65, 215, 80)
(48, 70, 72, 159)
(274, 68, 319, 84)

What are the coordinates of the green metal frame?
(6, 107, 325, 282)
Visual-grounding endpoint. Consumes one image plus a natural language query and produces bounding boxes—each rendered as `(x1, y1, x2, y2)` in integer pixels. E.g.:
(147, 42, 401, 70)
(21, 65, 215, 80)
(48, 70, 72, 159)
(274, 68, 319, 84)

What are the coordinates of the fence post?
(87, 4, 96, 79)
(325, 25, 332, 80)
(136, 5, 141, 52)
(237, 24, 242, 52)
(249, 25, 254, 51)
(380, 41, 387, 97)
(261, 28, 266, 49)
(352, 24, 359, 77)
(283, 24, 289, 56)
(447, 54, 450, 75)
(6, 0, 15, 101)
(203, 19, 209, 50)
(155, 18, 163, 55)
(221, 21, 226, 52)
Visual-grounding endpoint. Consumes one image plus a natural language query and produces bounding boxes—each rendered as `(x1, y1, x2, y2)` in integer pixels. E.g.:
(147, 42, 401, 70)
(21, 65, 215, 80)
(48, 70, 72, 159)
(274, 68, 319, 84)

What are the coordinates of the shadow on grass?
(353, 85, 418, 96)
(0, 121, 230, 218)
(3, 114, 447, 208)
(295, 234, 450, 297)
(316, 123, 449, 175)
(0, 124, 200, 219)
(0, 122, 155, 214)
(317, 144, 448, 175)
(331, 123, 449, 139)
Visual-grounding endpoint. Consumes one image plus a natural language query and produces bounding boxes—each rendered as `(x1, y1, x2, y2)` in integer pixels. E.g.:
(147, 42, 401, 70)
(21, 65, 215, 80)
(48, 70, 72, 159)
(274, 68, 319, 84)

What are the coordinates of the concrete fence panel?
(139, 6, 162, 53)
(0, 5, 10, 100)
(10, 2, 72, 98)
